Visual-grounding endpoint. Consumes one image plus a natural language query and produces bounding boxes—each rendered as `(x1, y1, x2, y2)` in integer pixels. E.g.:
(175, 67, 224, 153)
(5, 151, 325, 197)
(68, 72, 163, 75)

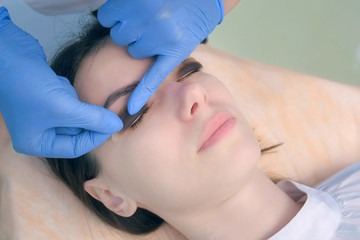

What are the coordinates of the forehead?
(74, 40, 153, 107)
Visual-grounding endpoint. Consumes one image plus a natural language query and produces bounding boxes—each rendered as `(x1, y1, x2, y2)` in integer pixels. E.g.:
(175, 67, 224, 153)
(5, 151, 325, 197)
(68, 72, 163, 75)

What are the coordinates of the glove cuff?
(216, 0, 224, 24)
(0, 7, 10, 29)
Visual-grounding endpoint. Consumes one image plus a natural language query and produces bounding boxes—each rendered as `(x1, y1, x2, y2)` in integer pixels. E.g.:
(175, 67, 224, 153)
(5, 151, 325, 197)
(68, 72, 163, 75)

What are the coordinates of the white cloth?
(270, 161, 360, 240)
(24, 0, 105, 15)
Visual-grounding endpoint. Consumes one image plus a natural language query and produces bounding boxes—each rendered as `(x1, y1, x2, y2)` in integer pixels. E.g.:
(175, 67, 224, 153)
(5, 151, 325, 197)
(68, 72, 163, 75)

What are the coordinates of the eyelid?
(177, 63, 203, 82)
(177, 69, 199, 82)
(118, 104, 150, 131)
(129, 106, 150, 129)
(117, 60, 203, 132)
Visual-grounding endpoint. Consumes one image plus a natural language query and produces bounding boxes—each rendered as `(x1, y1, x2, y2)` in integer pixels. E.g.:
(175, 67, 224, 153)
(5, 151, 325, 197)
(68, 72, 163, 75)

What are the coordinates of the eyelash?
(130, 64, 202, 129)
(176, 66, 201, 83)
(130, 105, 150, 129)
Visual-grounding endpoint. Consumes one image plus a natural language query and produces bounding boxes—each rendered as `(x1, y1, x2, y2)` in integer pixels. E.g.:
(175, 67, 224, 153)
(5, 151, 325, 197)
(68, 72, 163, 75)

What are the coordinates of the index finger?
(127, 55, 184, 115)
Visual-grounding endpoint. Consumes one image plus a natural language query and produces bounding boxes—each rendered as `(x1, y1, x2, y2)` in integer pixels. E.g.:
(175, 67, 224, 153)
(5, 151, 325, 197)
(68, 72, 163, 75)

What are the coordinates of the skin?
(5, 1, 360, 239)
(224, 0, 241, 14)
(74, 40, 302, 240)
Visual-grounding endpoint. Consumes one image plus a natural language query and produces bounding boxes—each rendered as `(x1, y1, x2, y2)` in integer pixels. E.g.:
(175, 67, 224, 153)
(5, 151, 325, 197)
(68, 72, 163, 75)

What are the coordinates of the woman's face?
(75, 40, 261, 216)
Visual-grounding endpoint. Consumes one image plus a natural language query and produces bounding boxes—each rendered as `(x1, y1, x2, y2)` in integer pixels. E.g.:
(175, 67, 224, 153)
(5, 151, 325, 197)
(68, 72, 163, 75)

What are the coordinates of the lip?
(198, 112, 237, 153)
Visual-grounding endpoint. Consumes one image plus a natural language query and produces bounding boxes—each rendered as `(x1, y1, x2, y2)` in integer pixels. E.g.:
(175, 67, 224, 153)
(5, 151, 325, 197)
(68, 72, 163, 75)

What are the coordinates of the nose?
(176, 82, 207, 121)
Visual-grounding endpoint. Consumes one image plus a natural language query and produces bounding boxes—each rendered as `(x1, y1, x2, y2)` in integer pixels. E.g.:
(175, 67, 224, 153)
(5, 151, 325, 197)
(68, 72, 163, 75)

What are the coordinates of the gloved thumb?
(55, 127, 82, 135)
(58, 101, 123, 133)
(41, 130, 112, 158)
(127, 55, 184, 115)
(97, 1, 120, 28)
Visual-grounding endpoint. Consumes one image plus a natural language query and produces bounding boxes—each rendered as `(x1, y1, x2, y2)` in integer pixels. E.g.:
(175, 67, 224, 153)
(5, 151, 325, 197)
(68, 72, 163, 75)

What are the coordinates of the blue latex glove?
(98, 0, 224, 115)
(0, 7, 123, 158)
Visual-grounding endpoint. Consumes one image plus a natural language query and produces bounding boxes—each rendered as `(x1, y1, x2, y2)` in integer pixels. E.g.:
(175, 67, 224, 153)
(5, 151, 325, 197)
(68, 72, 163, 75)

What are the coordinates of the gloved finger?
(98, 0, 163, 28)
(73, 131, 112, 157)
(110, 22, 139, 46)
(57, 76, 78, 97)
(43, 131, 112, 158)
(97, 0, 125, 28)
(127, 55, 183, 115)
(127, 20, 179, 59)
(127, 36, 154, 59)
(56, 127, 82, 135)
(58, 102, 123, 133)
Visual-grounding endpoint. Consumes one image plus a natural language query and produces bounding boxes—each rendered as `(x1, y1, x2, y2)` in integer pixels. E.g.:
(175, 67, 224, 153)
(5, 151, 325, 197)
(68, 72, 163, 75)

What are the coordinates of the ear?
(84, 178, 138, 217)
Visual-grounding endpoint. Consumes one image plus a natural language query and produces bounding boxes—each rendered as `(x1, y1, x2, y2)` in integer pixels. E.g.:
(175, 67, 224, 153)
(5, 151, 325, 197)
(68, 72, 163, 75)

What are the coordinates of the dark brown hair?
(46, 14, 281, 235)
(47, 18, 164, 235)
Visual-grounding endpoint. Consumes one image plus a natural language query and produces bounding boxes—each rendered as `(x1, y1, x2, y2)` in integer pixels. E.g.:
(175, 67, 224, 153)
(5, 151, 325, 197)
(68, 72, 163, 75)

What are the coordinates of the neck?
(164, 170, 302, 240)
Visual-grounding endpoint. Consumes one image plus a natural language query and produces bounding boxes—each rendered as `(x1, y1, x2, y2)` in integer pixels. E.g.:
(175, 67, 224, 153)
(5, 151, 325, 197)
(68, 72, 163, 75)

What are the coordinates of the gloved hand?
(98, 0, 224, 114)
(0, 7, 123, 158)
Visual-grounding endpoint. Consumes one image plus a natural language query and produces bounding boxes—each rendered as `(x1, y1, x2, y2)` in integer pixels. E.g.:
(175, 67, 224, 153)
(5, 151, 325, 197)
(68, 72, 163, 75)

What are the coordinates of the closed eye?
(177, 60, 203, 82)
(118, 59, 203, 131)
(128, 105, 150, 129)
(118, 104, 151, 131)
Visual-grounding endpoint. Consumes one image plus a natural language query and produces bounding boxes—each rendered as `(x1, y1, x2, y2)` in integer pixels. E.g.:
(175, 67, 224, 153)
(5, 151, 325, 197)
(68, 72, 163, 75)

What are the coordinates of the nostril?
(191, 102, 198, 115)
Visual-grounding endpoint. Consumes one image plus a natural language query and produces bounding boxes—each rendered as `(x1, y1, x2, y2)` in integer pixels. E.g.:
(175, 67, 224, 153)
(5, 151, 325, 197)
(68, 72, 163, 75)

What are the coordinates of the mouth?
(198, 112, 237, 153)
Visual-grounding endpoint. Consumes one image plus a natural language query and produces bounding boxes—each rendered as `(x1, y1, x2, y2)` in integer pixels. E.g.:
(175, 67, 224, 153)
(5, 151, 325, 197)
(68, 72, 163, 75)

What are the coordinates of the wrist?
(223, 0, 240, 15)
(216, 0, 224, 24)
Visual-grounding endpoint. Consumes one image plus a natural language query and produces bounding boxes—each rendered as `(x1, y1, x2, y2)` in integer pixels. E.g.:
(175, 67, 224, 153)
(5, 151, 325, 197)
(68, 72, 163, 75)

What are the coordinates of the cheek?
(111, 117, 186, 186)
(202, 75, 235, 103)
(232, 121, 261, 182)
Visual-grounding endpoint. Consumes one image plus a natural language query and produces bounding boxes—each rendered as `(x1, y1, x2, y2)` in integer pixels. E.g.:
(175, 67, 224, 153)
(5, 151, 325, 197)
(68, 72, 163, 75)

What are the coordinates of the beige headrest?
(1, 44, 359, 239)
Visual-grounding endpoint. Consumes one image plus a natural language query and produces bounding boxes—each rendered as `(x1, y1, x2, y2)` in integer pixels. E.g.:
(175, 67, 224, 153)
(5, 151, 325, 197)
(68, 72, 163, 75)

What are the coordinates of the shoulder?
(315, 162, 360, 238)
(273, 163, 360, 240)
(315, 161, 360, 193)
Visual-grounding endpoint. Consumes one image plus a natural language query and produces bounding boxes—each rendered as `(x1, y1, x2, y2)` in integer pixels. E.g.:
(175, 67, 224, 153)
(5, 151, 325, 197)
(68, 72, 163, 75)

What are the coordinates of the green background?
(210, 0, 360, 87)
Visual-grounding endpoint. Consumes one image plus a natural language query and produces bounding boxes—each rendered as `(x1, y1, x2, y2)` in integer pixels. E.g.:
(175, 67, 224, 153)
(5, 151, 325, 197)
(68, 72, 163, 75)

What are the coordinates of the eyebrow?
(103, 81, 140, 109)
(102, 58, 202, 109)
